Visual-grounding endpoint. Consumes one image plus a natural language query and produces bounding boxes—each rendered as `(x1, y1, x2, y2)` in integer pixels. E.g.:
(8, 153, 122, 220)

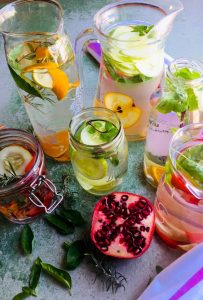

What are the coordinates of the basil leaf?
(66, 240, 85, 270)
(20, 225, 34, 255)
(22, 287, 36, 296)
(41, 263, 72, 291)
(29, 257, 42, 290)
(59, 209, 86, 226)
(8, 65, 44, 99)
(186, 87, 199, 111)
(12, 292, 30, 300)
(45, 214, 75, 234)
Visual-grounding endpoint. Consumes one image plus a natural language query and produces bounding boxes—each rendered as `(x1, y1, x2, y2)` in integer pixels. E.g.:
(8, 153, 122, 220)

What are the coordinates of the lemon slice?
(0, 145, 33, 176)
(33, 68, 53, 88)
(72, 152, 108, 180)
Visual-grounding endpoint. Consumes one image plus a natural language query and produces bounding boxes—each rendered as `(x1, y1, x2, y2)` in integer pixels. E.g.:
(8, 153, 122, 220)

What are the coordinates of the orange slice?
(23, 62, 79, 100)
(38, 130, 69, 161)
(151, 165, 164, 183)
(35, 46, 51, 61)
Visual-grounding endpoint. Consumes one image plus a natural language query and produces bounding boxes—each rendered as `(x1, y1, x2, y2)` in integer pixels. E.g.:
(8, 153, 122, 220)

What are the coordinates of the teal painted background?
(0, 0, 202, 299)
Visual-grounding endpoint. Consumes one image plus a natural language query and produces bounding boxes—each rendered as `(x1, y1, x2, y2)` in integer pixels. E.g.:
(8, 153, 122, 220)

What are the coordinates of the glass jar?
(69, 107, 128, 195)
(0, 129, 63, 224)
(144, 58, 203, 187)
(155, 123, 203, 251)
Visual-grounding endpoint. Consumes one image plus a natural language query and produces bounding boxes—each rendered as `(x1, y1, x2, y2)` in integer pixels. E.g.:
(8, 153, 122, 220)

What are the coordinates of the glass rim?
(93, 0, 180, 45)
(0, 128, 43, 195)
(69, 107, 122, 150)
(168, 58, 203, 85)
(0, 0, 64, 37)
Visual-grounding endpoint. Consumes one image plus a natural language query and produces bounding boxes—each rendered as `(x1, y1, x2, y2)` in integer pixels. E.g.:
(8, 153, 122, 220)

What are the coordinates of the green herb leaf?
(65, 240, 85, 270)
(59, 209, 86, 226)
(110, 155, 119, 166)
(8, 65, 44, 99)
(45, 214, 75, 234)
(156, 92, 175, 113)
(41, 263, 72, 291)
(22, 287, 36, 296)
(131, 24, 154, 36)
(29, 257, 42, 290)
(174, 67, 201, 80)
(20, 225, 34, 255)
(12, 292, 30, 300)
(186, 87, 199, 111)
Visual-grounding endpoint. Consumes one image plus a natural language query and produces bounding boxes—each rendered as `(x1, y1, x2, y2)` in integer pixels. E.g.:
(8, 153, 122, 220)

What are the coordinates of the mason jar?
(0, 129, 63, 224)
(69, 107, 128, 195)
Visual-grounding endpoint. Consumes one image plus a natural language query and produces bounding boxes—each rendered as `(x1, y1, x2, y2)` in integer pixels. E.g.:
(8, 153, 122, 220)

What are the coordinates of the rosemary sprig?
(0, 162, 22, 188)
(85, 250, 127, 293)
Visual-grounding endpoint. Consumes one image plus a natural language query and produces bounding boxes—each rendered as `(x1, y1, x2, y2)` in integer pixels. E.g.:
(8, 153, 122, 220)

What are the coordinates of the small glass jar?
(69, 107, 128, 195)
(144, 58, 203, 187)
(0, 129, 63, 224)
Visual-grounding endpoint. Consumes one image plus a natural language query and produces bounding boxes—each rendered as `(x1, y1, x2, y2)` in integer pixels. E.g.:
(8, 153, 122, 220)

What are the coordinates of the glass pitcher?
(75, 0, 183, 141)
(144, 58, 203, 187)
(0, 0, 81, 162)
(155, 123, 203, 251)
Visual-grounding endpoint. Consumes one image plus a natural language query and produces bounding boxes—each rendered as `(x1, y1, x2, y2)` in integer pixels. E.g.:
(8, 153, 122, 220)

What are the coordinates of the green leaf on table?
(41, 263, 72, 291)
(174, 67, 201, 80)
(12, 292, 30, 300)
(45, 214, 75, 234)
(22, 287, 36, 297)
(59, 209, 86, 226)
(29, 257, 42, 290)
(65, 240, 85, 270)
(8, 65, 44, 99)
(20, 225, 34, 255)
(186, 87, 199, 111)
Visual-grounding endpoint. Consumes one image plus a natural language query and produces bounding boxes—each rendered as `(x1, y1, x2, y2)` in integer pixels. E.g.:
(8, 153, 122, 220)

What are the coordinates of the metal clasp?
(29, 176, 63, 214)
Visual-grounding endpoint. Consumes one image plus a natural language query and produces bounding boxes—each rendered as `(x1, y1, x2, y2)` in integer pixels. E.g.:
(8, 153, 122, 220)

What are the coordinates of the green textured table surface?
(0, 1, 203, 299)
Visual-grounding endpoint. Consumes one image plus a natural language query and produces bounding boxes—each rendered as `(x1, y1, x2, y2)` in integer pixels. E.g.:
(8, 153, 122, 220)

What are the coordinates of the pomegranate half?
(91, 192, 155, 258)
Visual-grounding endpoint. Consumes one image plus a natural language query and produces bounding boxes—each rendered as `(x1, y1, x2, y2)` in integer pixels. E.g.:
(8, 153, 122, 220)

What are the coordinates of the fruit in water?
(104, 92, 141, 128)
(0, 145, 33, 176)
(91, 192, 155, 258)
(23, 62, 79, 100)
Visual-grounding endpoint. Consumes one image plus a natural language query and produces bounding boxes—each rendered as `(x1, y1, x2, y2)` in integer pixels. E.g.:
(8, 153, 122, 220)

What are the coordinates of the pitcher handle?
(75, 27, 98, 108)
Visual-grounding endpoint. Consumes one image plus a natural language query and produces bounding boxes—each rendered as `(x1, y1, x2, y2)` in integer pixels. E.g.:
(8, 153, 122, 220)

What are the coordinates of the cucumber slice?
(0, 145, 33, 176)
(33, 69, 53, 88)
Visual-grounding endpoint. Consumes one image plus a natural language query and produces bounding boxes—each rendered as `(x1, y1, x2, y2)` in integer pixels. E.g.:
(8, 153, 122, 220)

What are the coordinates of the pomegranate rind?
(91, 192, 155, 259)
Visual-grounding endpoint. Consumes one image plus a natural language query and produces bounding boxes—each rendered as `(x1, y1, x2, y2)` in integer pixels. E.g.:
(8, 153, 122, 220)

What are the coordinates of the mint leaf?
(174, 67, 201, 80)
(156, 92, 175, 113)
(186, 87, 199, 111)
(131, 25, 154, 36)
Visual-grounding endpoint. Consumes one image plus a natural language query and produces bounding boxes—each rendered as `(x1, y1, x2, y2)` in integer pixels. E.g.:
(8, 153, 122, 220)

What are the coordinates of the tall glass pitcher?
(155, 124, 203, 251)
(0, 0, 80, 161)
(75, 0, 183, 141)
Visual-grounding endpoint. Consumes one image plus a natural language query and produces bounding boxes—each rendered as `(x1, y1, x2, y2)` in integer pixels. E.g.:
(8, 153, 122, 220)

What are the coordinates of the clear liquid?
(94, 24, 164, 140)
(70, 119, 128, 195)
(7, 35, 80, 161)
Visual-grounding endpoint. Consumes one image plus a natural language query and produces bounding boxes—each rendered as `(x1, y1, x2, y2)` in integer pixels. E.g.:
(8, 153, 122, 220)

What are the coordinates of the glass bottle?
(155, 123, 203, 251)
(0, 129, 63, 224)
(0, 0, 80, 162)
(144, 58, 203, 187)
(69, 107, 128, 195)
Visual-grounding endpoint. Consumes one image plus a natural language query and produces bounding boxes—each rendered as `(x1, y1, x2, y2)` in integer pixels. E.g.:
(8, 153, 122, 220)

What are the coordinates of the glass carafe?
(75, 0, 183, 141)
(0, 0, 81, 162)
(155, 124, 203, 251)
(144, 58, 203, 187)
